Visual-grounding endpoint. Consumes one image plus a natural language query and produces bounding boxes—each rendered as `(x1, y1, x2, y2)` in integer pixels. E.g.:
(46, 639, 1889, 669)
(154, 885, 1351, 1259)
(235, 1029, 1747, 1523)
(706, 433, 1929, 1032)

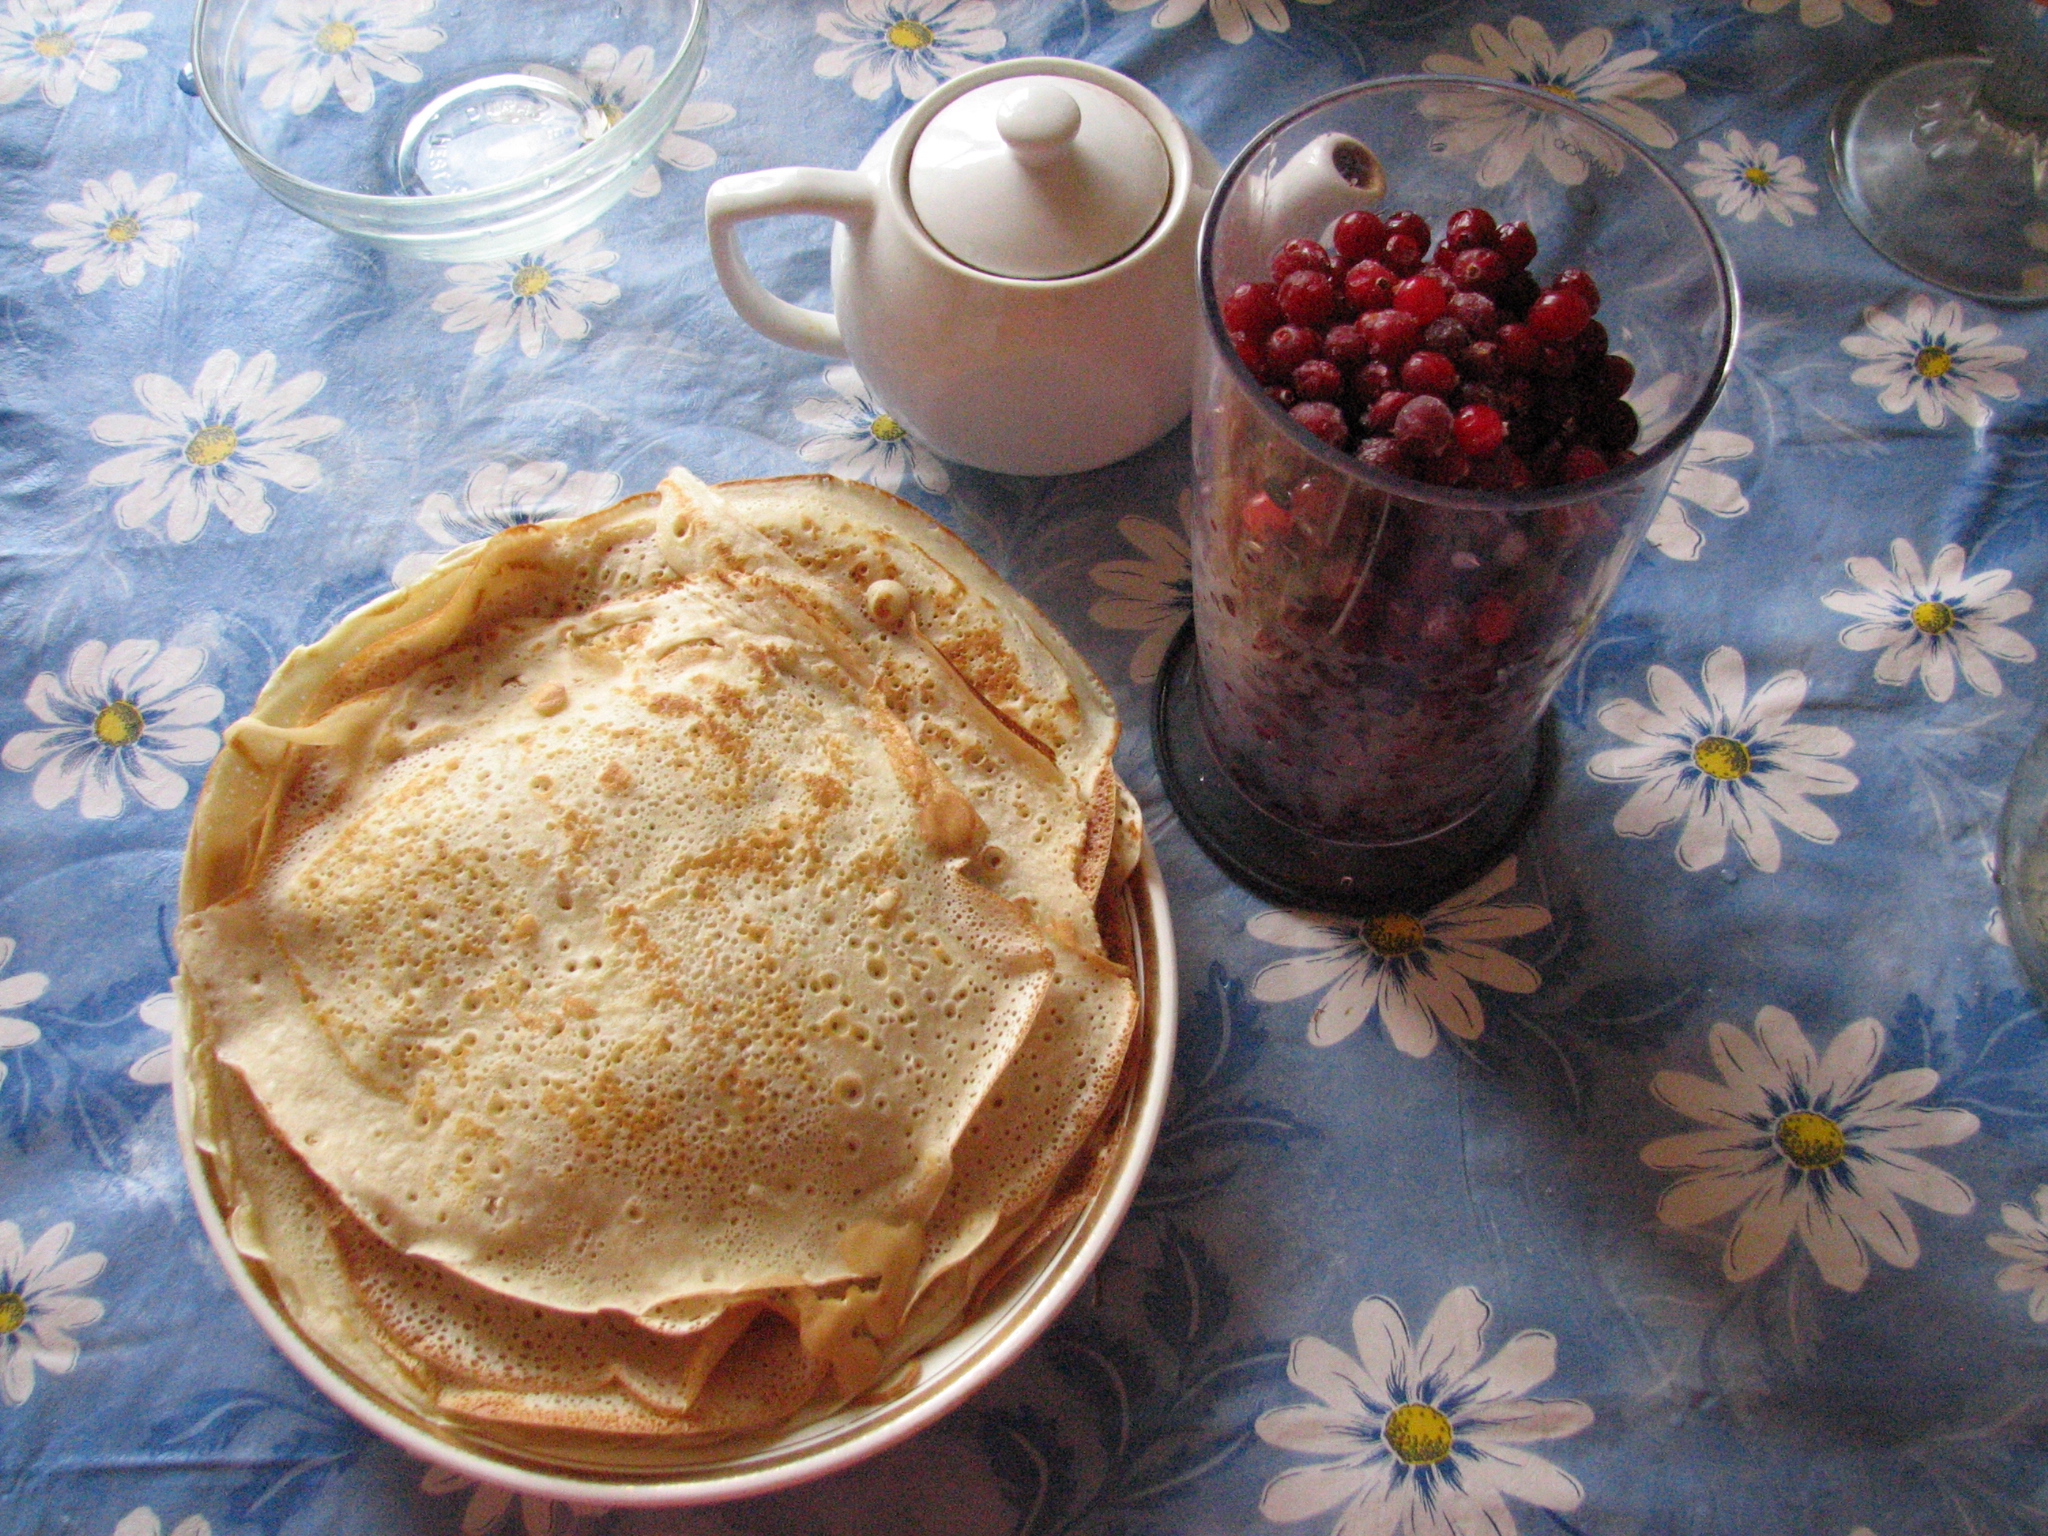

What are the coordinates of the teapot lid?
(906, 75, 1170, 281)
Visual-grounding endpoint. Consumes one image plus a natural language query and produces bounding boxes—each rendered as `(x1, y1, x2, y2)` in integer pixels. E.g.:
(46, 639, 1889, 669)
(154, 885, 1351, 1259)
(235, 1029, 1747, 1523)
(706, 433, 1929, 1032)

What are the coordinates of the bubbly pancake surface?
(179, 474, 1142, 1452)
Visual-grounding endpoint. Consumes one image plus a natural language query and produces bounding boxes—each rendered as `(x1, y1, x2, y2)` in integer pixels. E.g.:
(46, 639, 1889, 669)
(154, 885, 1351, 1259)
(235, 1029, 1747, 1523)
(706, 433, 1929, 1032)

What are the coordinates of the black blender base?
(1151, 624, 1554, 916)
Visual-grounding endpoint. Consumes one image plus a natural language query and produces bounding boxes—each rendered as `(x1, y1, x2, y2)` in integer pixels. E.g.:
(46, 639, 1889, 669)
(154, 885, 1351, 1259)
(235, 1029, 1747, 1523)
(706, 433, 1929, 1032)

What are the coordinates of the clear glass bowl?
(1999, 718, 2048, 1000)
(191, 0, 707, 261)
(1157, 75, 1739, 912)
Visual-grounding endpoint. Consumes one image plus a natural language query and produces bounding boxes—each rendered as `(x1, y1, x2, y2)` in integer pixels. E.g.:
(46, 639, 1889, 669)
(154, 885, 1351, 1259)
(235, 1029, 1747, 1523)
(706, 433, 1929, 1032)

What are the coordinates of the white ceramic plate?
(173, 839, 1176, 1508)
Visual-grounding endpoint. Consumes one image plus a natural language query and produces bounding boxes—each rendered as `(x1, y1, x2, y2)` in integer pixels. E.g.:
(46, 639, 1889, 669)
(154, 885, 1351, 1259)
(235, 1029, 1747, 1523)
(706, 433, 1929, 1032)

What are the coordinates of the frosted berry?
(1343, 259, 1398, 312)
(1222, 282, 1283, 337)
(1448, 291, 1499, 336)
(1278, 269, 1338, 326)
(1266, 324, 1322, 372)
(1450, 247, 1509, 292)
(1290, 400, 1350, 449)
(1382, 233, 1425, 276)
(1292, 358, 1345, 402)
(1366, 389, 1416, 434)
(1231, 331, 1266, 377)
(1496, 323, 1541, 372)
(1393, 393, 1454, 454)
(1460, 339, 1502, 382)
(1400, 350, 1460, 399)
(1361, 309, 1424, 362)
(1332, 210, 1389, 263)
(1323, 322, 1371, 369)
(1354, 436, 1412, 475)
(1272, 238, 1334, 282)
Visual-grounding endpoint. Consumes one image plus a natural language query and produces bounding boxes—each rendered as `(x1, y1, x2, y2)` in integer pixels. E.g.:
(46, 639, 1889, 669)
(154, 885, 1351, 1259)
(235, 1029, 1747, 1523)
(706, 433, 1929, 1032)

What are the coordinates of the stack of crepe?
(176, 472, 1147, 1467)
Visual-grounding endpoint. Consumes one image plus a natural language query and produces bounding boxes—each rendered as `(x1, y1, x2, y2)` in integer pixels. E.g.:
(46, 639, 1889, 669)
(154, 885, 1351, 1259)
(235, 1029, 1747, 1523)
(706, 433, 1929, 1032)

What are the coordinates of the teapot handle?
(704, 168, 874, 359)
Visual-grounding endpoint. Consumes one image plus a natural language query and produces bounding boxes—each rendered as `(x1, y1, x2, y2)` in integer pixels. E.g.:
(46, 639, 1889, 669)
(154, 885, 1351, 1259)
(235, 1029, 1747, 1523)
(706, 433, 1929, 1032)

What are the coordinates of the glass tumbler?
(191, 0, 706, 261)
(1155, 76, 1738, 913)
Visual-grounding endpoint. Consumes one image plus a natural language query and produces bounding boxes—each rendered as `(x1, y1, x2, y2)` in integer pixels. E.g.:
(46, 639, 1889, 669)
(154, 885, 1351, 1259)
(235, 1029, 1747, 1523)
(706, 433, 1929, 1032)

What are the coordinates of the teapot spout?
(1249, 132, 1386, 250)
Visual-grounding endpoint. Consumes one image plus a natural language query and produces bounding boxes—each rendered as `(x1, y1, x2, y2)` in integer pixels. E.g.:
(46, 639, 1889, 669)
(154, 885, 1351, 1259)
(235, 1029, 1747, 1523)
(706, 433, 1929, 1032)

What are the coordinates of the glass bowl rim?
(188, 0, 707, 217)
(1198, 71, 1742, 514)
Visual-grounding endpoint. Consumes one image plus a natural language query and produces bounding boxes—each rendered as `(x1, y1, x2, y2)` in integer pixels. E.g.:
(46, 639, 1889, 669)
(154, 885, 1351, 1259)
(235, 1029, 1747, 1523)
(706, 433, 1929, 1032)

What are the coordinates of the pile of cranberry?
(1221, 207, 1638, 491)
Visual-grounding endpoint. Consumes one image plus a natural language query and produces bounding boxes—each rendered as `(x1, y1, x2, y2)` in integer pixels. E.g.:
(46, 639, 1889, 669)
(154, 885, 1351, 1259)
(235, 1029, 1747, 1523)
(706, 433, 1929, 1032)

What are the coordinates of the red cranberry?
(1450, 248, 1510, 293)
(1361, 309, 1424, 363)
(1384, 211, 1431, 251)
(1421, 318, 1471, 359)
(1561, 444, 1609, 482)
(1495, 270, 1541, 315)
(1324, 322, 1371, 368)
(1221, 282, 1283, 337)
(1355, 436, 1413, 475)
(1382, 233, 1425, 276)
(1292, 358, 1345, 402)
(1471, 593, 1517, 646)
(1460, 339, 1503, 382)
(1332, 210, 1389, 264)
(1496, 221, 1538, 271)
(1528, 288, 1593, 343)
(1496, 323, 1541, 372)
(1420, 449, 1472, 487)
(1266, 324, 1322, 372)
(1393, 394, 1454, 454)
(1393, 275, 1450, 324)
(1448, 291, 1499, 337)
(1350, 360, 1396, 406)
(1473, 449, 1533, 492)
(1241, 491, 1293, 540)
(1444, 207, 1499, 251)
(1264, 385, 1297, 408)
(1593, 399, 1640, 452)
(1454, 404, 1507, 458)
(1278, 269, 1338, 326)
(1400, 350, 1460, 398)
(1554, 268, 1601, 315)
(1366, 389, 1416, 433)
(1536, 343, 1578, 379)
(1272, 238, 1334, 282)
(1290, 400, 1350, 450)
(1343, 259, 1398, 312)
(1600, 354, 1636, 397)
(1574, 319, 1610, 363)
(1231, 330, 1267, 377)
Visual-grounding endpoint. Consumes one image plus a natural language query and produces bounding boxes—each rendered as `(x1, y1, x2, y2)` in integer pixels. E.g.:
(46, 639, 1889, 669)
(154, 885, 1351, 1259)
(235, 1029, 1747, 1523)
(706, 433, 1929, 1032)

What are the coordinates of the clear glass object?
(191, 0, 706, 261)
(1998, 719, 2048, 1002)
(1155, 75, 1738, 914)
(1829, 3, 2048, 305)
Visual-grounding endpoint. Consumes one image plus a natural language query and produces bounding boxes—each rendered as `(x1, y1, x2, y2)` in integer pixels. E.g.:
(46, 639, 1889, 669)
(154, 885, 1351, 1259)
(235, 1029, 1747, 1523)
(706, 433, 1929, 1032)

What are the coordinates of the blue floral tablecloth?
(5, 0, 2048, 1532)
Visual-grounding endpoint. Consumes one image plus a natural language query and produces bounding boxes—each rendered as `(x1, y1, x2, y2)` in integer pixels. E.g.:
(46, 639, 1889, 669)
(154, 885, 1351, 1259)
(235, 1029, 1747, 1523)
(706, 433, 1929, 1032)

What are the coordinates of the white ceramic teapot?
(705, 58, 1224, 478)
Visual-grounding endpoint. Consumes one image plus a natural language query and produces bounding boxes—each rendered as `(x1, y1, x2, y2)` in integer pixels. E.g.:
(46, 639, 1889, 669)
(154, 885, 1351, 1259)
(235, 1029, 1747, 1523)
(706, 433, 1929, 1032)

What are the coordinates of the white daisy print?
(1590, 646, 1857, 873)
(1632, 372, 1754, 562)
(1823, 539, 2035, 703)
(394, 459, 624, 585)
(813, 0, 1002, 103)
(573, 45, 735, 197)
(1107, 0, 1333, 47)
(128, 990, 175, 1086)
(0, 0, 150, 108)
(1248, 858, 1548, 1058)
(795, 364, 951, 496)
(243, 0, 442, 116)
(1420, 17, 1684, 188)
(1089, 512, 1189, 684)
(433, 229, 620, 359)
(1988, 851, 2011, 948)
(88, 349, 342, 542)
(1841, 294, 2025, 430)
(0, 1220, 105, 1406)
(112, 1511, 210, 1536)
(0, 938, 48, 1090)
(1989, 1186, 2048, 1322)
(2, 639, 224, 820)
(421, 1466, 609, 1534)
(1257, 1285, 1593, 1536)
(1745, 0, 1930, 28)
(1684, 130, 1819, 226)
(1643, 1007, 1977, 1292)
(32, 171, 199, 294)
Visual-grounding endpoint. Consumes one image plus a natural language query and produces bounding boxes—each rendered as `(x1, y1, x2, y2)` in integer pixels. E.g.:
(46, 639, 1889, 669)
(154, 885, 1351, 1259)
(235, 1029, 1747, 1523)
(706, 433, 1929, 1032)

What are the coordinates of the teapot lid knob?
(907, 70, 1171, 282)
(996, 81, 1082, 168)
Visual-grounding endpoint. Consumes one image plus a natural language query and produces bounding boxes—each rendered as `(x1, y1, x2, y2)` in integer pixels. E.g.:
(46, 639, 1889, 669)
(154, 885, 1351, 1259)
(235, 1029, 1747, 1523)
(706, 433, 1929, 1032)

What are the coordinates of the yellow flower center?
(1539, 82, 1577, 100)
(1911, 600, 1956, 636)
(1362, 912, 1426, 959)
(599, 101, 623, 127)
(1774, 1109, 1848, 1171)
(94, 700, 146, 747)
(104, 215, 141, 244)
(1914, 345, 1954, 379)
(869, 414, 908, 443)
(0, 1292, 24, 1334)
(511, 263, 553, 298)
(33, 29, 73, 59)
(887, 19, 935, 50)
(1383, 1402, 1455, 1466)
(314, 20, 359, 54)
(185, 424, 239, 468)
(1692, 735, 1750, 781)
(1742, 165, 1773, 187)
